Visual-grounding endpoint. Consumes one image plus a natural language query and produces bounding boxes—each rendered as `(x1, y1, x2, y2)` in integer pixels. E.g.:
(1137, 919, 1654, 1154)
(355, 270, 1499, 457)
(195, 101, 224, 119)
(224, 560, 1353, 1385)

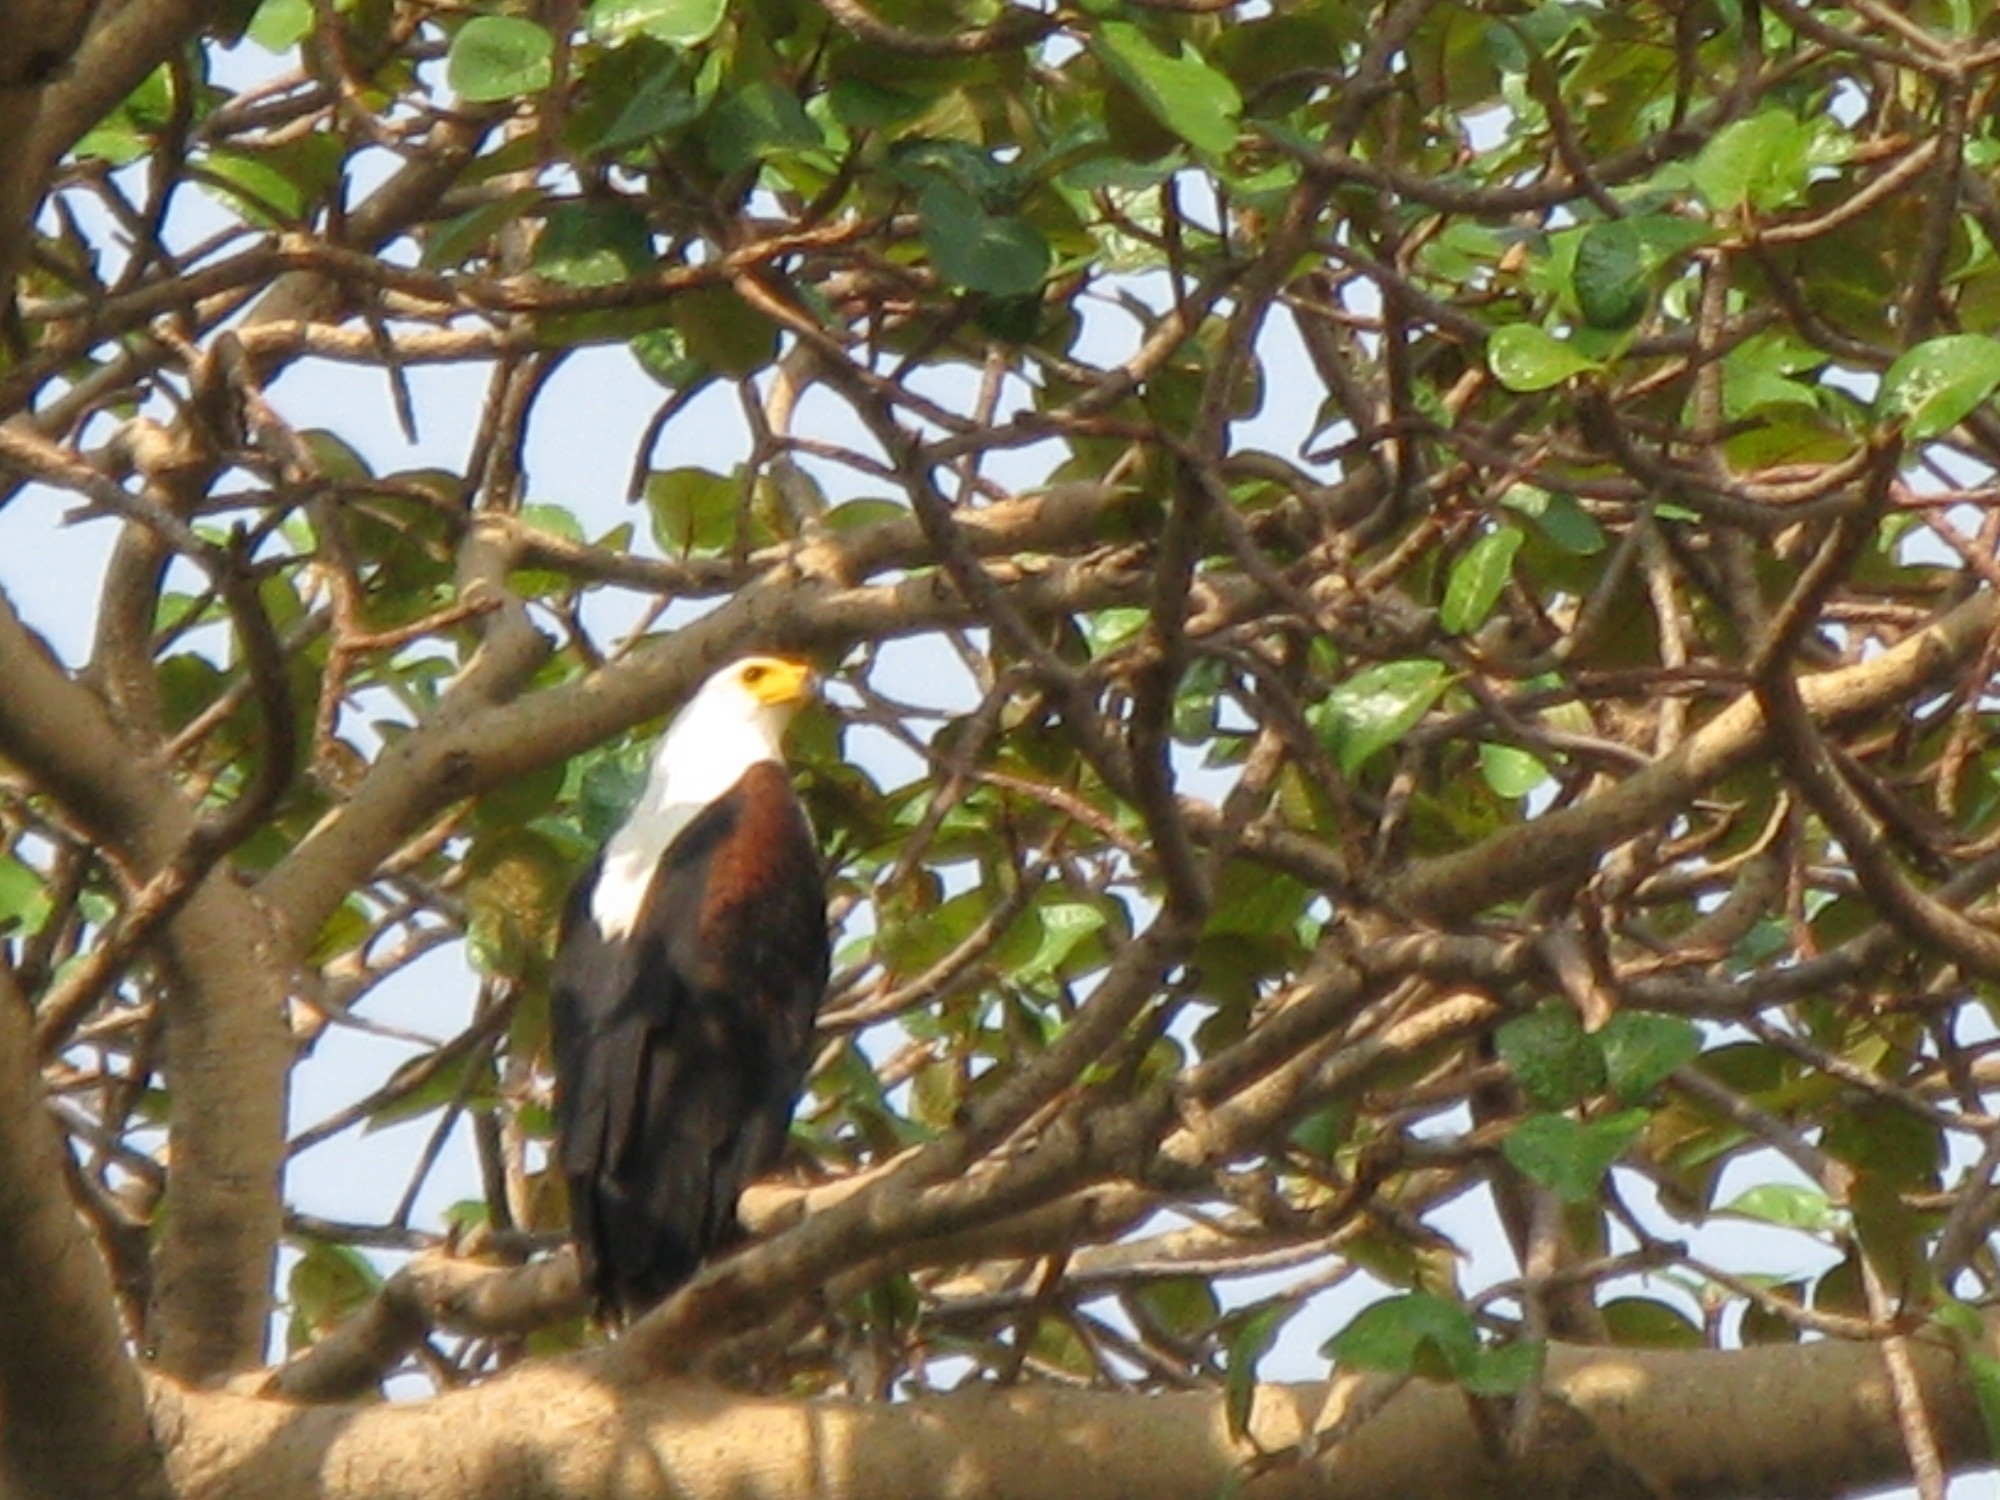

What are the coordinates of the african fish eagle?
(551, 654, 829, 1320)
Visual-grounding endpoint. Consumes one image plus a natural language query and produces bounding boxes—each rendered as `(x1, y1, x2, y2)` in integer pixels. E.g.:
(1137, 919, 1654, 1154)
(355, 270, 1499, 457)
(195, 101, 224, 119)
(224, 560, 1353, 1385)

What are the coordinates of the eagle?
(551, 655, 830, 1320)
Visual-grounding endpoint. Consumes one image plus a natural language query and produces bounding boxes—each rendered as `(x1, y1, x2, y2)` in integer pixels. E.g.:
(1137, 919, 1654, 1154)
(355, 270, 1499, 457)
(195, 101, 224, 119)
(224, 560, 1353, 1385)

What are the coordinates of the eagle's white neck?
(588, 689, 790, 941)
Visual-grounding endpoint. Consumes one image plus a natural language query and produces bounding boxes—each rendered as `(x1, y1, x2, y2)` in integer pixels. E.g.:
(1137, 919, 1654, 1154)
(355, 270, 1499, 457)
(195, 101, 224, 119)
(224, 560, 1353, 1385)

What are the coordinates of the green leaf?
(1091, 21, 1241, 157)
(1495, 1008, 1605, 1110)
(823, 497, 905, 532)
(1017, 898, 1107, 982)
(73, 66, 175, 165)
(533, 200, 653, 287)
(705, 79, 823, 173)
(246, 0, 313, 51)
(671, 283, 780, 377)
(1571, 214, 1710, 329)
(1823, 1098, 1941, 1186)
(286, 1239, 384, 1351)
(197, 135, 343, 226)
(632, 326, 704, 388)
(1479, 742, 1549, 798)
(829, 80, 928, 132)
(1487, 324, 1601, 392)
(0, 854, 52, 936)
(1440, 524, 1524, 634)
(1465, 1339, 1545, 1395)
(573, 45, 708, 153)
(1221, 1302, 1291, 1440)
(1601, 1297, 1704, 1349)
(645, 466, 739, 553)
(1936, 1299, 2000, 1460)
(918, 180, 1051, 297)
(586, 0, 726, 46)
(1322, 1293, 1479, 1382)
(1500, 484, 1605, 555)
(1126, 1277, 1220, 1341)
(424, 188, 544, 270)
(1318, 659, 1449, 777)
(1877, 333, 2000, 439)
(306, 898, 372, 966)
(1502, 1110, 1647, 1203)
(1597, 1011, 1700, 1103)
(1721, 1183, 1840, 1234)
(1572, 219, 1649, 330)
(1692, 110, 1811, 211)
(1722, 332, 1826, 420)
(448, 17, 554, 102)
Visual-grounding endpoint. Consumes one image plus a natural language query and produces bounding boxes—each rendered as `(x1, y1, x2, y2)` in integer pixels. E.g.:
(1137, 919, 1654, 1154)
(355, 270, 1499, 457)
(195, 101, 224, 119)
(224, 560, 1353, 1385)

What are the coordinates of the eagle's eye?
(742, 663, 768, 685)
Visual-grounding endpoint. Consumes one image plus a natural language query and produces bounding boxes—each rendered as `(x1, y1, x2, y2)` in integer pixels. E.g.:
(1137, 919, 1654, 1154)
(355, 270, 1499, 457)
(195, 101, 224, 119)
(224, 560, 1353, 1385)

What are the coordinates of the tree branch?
(0, 582, 292, 1379)
(150, 1320, 2000, 1500)
(0, 959, 171, 1500)
(1388, 587, 2000, 922)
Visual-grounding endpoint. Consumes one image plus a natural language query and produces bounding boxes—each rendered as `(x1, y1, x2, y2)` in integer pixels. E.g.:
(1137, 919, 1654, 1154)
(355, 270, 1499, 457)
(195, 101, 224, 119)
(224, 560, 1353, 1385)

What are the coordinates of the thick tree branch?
(0, 960, 171, 1500)
(0, 583, 291, 1379)
(150, 1321, 2000, 1500)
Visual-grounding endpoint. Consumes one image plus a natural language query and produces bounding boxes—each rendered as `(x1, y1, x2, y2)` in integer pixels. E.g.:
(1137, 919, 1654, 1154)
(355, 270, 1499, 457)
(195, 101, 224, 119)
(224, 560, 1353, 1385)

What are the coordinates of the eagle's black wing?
(552, 766, 827, 1320)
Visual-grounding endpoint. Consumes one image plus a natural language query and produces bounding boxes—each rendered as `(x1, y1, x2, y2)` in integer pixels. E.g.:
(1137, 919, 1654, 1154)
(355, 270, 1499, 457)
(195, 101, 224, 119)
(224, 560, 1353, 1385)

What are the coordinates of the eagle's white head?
(667, 655, 816, 769)
(591, 655, 816, 939)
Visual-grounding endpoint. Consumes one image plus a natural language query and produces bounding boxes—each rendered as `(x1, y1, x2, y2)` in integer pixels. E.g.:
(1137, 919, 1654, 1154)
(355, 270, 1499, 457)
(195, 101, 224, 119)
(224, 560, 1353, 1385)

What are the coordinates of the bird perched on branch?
(551, 655, 829, 1321)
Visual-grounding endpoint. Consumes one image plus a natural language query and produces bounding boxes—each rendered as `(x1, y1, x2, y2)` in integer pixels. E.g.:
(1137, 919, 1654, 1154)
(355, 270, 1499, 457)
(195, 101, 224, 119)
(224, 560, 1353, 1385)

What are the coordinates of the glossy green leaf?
(574, 45, 708, 153)
(424, 189, 544, 270)
(448, 17, 554, 102)
(586, 0, 725, 46)
(1722, 332, 1826, 419)
(1479, 742, 1550, 798)
(1488, 324, 1601, 392)
(72, 66, 175, 165)
(1440, 524, 1524, 634)
(1877, 334, 2000, 438)
(1692, 110, 1810, 211)
(1598, 1011, 1700, 1103)
(1502, 1110, 1647, 1203)
(1319, 660, 1449, 776)
(1091, 21, 1241, 157)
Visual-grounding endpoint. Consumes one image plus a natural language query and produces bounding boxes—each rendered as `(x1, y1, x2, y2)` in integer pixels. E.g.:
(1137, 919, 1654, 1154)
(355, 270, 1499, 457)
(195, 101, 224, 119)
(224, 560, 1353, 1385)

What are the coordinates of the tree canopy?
(5, 1, 2000, 1497)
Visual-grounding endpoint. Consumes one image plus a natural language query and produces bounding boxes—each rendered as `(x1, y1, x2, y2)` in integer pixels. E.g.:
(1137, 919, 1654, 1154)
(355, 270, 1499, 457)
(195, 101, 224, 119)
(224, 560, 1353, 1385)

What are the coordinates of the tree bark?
(146, 1326, 1993, 1500)
(0, 590, 292, 1380)
(0, 962, 172, 1500)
